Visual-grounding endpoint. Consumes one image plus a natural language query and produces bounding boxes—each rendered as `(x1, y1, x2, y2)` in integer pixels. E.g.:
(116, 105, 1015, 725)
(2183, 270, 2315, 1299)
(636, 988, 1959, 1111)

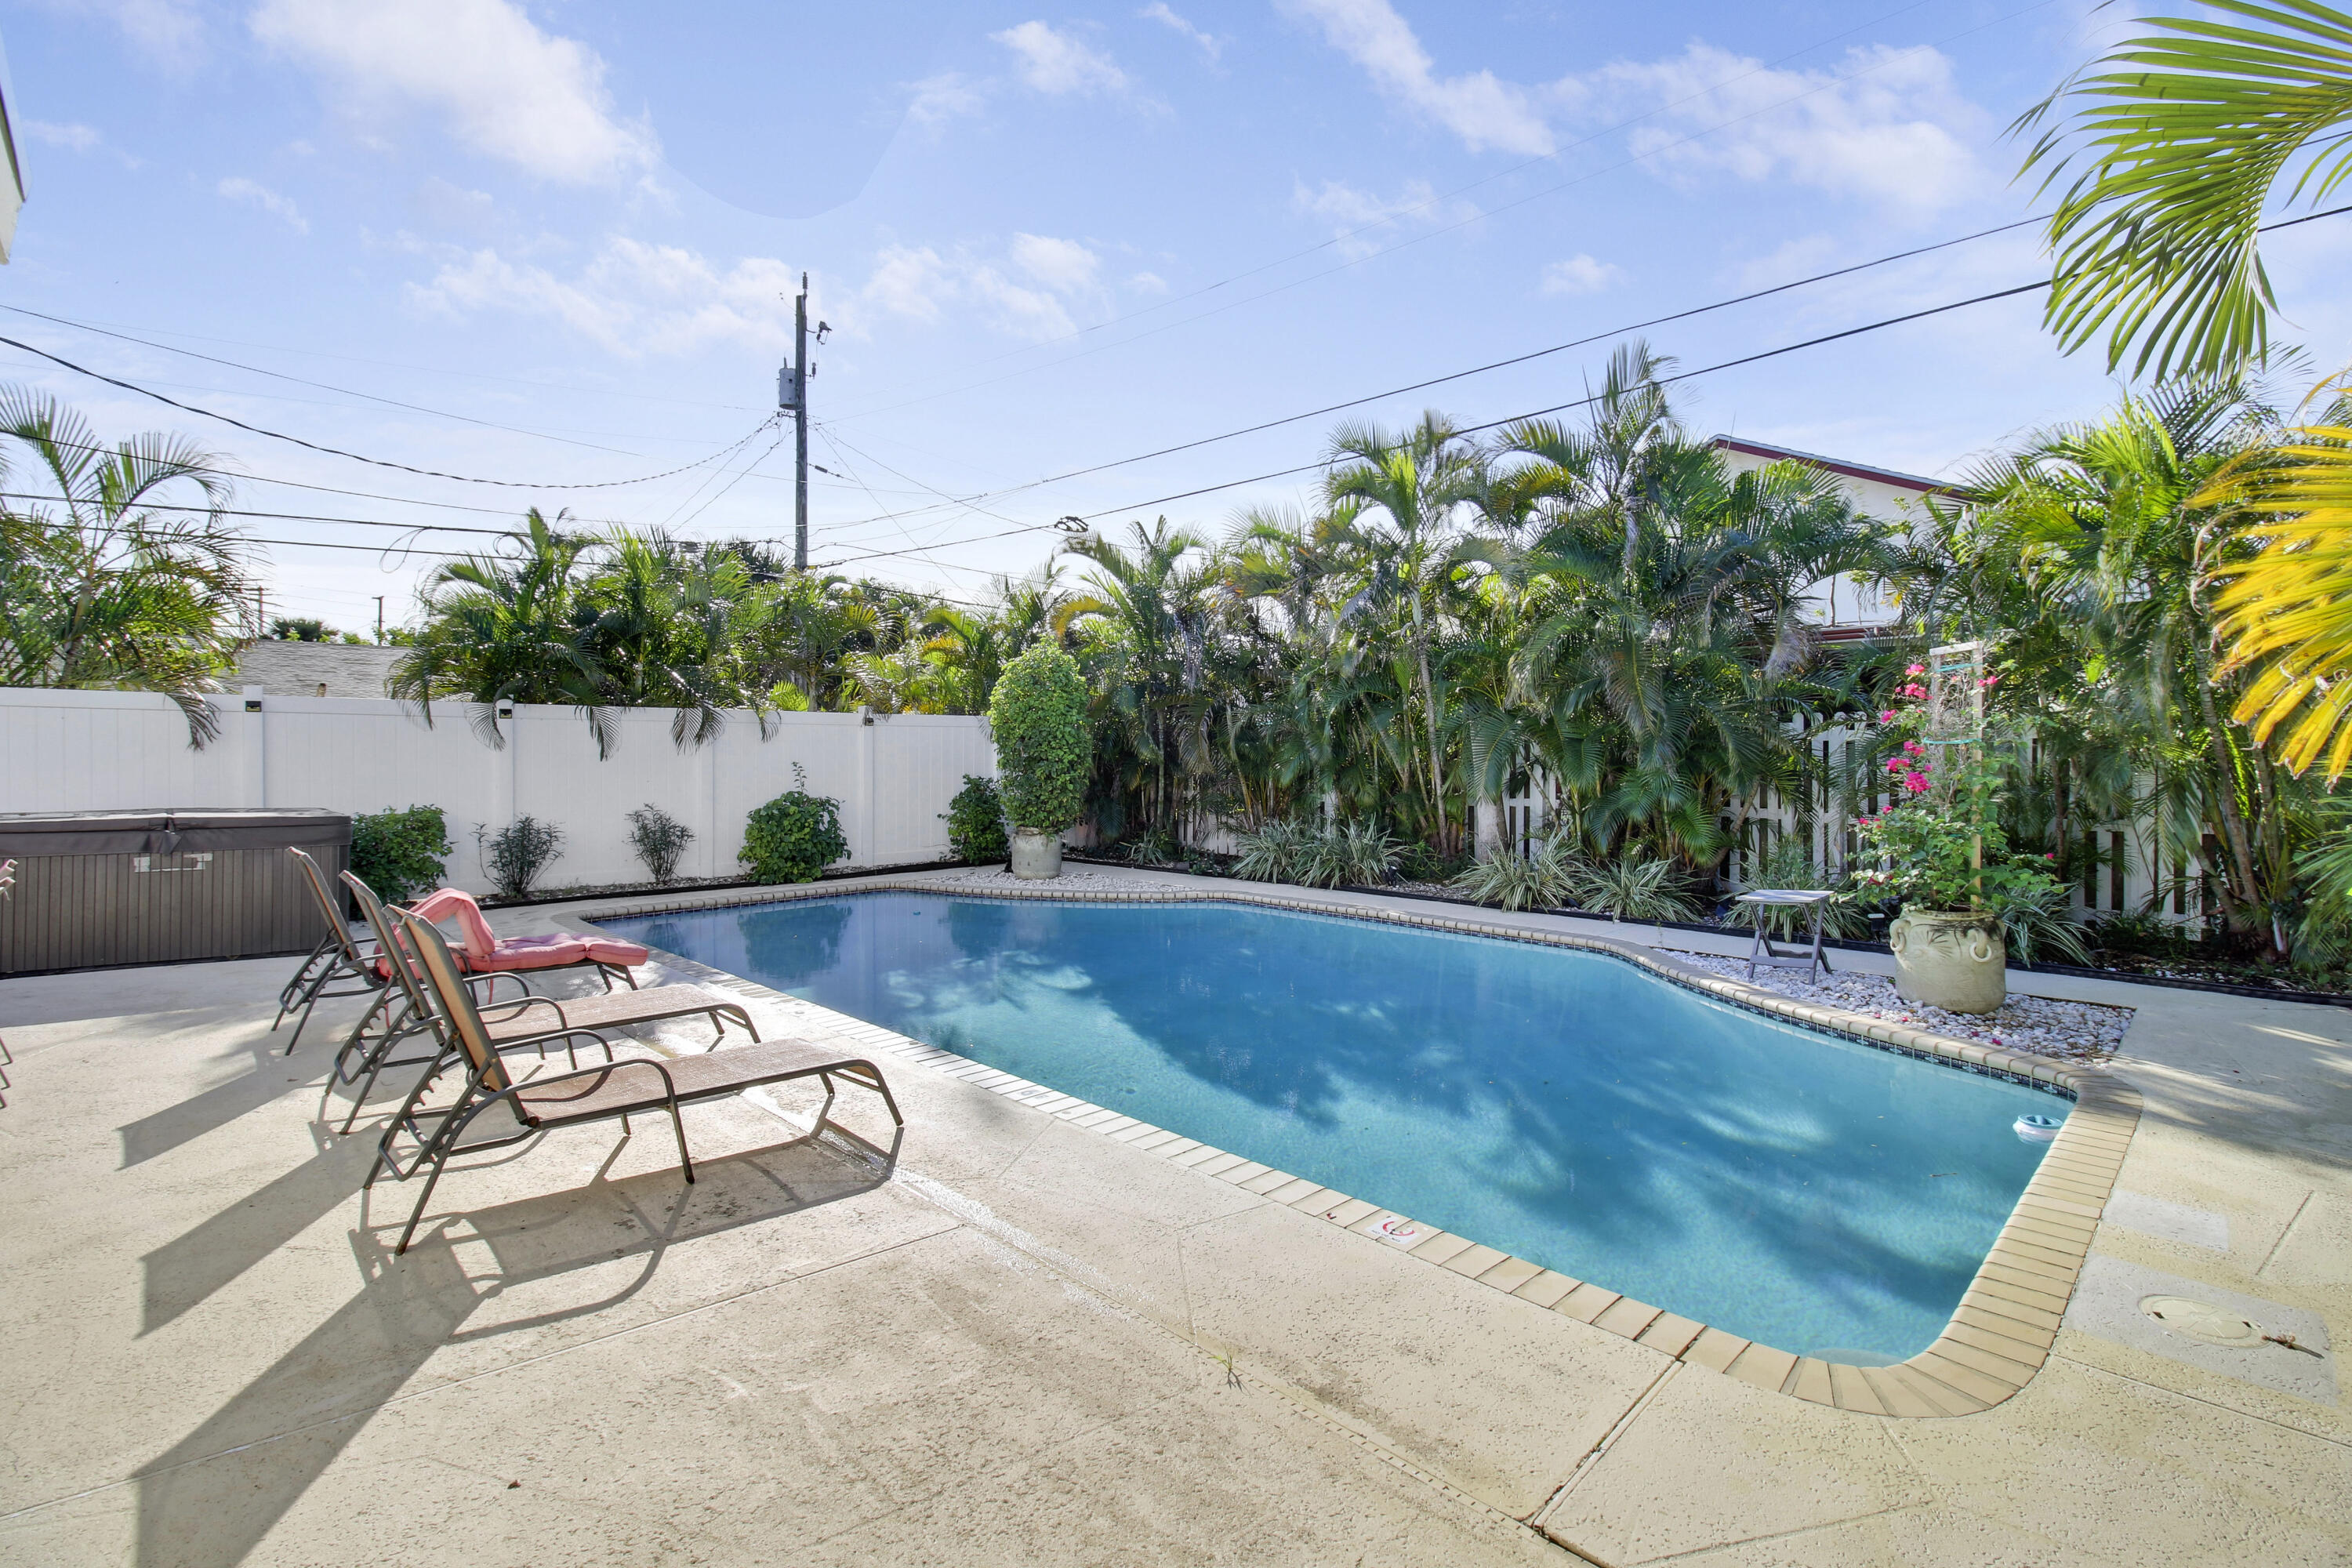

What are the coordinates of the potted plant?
(1852, 664, 2068, 1014)
(988, 642, 1090, 880)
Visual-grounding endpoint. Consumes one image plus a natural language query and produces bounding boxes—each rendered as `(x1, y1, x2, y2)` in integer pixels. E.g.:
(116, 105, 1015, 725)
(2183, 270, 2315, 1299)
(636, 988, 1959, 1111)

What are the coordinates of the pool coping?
(554, 874, 2143, 1421)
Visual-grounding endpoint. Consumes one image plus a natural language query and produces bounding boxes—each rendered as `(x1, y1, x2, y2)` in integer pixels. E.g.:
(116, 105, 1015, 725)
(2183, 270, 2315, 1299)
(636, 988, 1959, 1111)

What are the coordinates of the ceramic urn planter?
(1887, 909, 2006, 1014)
(1008, 828, 1064, 880)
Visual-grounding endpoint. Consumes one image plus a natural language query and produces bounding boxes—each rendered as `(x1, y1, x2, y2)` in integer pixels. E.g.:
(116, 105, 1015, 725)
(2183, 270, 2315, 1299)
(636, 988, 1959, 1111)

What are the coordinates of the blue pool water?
(602, 893, 2062, 1359)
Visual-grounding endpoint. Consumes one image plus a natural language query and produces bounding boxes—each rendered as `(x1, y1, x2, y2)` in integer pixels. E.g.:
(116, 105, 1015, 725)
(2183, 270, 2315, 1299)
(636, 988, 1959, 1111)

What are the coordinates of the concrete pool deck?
(2, 866, 2348, 1565)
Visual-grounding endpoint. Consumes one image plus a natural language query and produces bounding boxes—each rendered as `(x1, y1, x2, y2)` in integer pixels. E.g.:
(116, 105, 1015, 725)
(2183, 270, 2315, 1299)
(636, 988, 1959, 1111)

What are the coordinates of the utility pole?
(779, 273, 832, 573)
(373, 595, 385, 644)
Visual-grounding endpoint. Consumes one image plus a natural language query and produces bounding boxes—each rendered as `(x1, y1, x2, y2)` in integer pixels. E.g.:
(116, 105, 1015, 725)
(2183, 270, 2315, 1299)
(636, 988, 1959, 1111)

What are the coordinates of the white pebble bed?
(1662, 949, 2132, 1061)
(936, 866, 1175, 893)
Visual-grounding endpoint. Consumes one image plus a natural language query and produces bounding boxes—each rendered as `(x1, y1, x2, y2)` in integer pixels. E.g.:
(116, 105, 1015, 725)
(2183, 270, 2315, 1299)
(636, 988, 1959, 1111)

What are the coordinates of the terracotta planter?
(1888, 909, 2005, 1014)
(1008, 828, 1063, 880)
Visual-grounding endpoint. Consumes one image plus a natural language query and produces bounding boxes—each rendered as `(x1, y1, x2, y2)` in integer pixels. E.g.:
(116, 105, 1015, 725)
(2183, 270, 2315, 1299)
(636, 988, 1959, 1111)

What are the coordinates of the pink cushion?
(399, 887, 642, 974)
(465, 934, 593, 972)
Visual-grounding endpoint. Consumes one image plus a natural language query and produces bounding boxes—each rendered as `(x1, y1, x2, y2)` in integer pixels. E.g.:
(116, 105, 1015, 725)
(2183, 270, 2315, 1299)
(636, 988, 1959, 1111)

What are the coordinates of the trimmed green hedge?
(988, 643, 1089, 832)
(741, 774, 848, 884)
(350, 804, 451, 903)
(942, 774, 1010, 864)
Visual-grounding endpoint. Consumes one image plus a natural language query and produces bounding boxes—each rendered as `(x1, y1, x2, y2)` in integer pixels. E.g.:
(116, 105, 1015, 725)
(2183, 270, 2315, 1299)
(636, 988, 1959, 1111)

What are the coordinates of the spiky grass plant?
(1450, 833, 1581, 912)
(1568, 851, 1698, 924)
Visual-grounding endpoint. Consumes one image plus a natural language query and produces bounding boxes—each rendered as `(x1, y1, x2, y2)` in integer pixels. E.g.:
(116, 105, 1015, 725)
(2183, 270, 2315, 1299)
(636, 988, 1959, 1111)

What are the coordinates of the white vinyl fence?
(0, 687, 997, 895)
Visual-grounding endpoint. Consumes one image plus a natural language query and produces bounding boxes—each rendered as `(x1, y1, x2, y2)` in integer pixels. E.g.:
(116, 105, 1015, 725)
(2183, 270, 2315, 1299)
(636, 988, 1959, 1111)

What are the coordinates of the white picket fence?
(0, 687, 997, 895)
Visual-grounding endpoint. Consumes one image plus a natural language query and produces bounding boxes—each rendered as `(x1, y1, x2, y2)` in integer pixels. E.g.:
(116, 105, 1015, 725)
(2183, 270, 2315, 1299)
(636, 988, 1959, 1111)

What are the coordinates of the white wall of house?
(0, 687, 997, 894)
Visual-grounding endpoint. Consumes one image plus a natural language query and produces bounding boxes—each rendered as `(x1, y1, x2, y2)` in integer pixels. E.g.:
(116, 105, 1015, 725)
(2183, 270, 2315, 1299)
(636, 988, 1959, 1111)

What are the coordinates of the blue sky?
(7, 0, 2351, 632)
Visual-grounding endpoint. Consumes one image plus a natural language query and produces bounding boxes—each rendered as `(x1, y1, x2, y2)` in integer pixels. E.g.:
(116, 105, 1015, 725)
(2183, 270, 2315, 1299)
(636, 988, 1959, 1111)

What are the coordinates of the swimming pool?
(601, 891, 2063, 1361)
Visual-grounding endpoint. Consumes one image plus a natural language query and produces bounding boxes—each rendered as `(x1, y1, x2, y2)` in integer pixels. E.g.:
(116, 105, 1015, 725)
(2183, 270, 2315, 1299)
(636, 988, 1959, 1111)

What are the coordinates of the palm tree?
(0, 387, 252, 744)
(391, 510, 617, 753)
(1323, 412, 1486, 852)
(2014, 0, 2352, 382)
(1944, 383, 2299, 952)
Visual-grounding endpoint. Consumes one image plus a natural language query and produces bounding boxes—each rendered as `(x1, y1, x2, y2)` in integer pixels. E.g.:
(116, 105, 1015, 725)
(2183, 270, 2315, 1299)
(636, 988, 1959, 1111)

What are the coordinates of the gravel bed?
(1662, 949, 2132, 1061)
(935, 866, 1177, 893)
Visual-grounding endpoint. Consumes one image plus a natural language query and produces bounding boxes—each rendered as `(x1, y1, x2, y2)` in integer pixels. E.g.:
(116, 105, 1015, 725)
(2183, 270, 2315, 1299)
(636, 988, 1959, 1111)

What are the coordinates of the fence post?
(699, 722, 721, 878)
(241, 685, 267, 808)
(857, 706, 878, 866)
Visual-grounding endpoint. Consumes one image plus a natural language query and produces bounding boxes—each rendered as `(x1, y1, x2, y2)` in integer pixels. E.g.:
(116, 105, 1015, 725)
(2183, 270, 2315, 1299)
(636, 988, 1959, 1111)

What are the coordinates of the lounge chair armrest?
(463, 973, 532, 1004)
(477, 995, 567, 1025)
(491, 1051, 679, 1105)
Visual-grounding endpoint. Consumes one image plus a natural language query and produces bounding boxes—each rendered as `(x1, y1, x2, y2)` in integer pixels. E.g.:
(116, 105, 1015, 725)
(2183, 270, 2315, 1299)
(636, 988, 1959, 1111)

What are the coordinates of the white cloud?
(906, 71, 987, 128)
(249, 0, 655, 185)
(862, 235, 1105, 342)
(1588, 43, 1987, 214)
(218, 176, 308, 234)
(1011, 233, 1101, 292)
(1128, 270, 1169, 293)
(1293, 176, 1478, 259)
(992, 20, 1130, 97)
(406, 238, 801, 357)
(24, 120, 101, 151)
(1140, 3, 1221, 61)
(1279, 0, 1552, 155)
(1539, 254, 1622, 296)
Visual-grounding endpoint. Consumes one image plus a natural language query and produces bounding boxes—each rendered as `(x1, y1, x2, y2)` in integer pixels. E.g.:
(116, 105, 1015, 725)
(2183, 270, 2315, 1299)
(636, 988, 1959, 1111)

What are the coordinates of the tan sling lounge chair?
(373, 910, 902, 1254)
(336, 871, 761, 1134)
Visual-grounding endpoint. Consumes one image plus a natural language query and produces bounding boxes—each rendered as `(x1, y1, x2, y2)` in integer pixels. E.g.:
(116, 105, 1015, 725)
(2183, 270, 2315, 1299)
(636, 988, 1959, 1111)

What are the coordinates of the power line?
(813, 196, 2352, 564)
(0, 304, 646, 455)
(812, 281, 2056, 568)
(0, 490, 514, 535)
(0, 329, 782, 488)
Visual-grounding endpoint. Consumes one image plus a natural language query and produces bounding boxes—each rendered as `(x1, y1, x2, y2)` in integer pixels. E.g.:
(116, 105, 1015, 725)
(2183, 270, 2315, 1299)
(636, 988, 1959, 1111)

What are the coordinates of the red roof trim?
(1709, 435, 1962, 495)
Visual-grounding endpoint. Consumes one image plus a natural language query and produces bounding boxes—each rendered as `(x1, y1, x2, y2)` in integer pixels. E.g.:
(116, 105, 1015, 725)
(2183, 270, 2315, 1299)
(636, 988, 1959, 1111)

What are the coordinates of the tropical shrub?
(1232, 818, 1312, 884)
(942, 774, 1009, 864)
(1723, 836, 1875, 940)
(1300, 820, 1399, 888)
(626, 803, 695, 884)
(1991, 877, 2095, 967)
(1568, 852, 1698, 923)
(350, 804, 451, 904)
(1450, 833, 1581, 911)
(989, 642, 1091, 832)
(476, 815, 564, 900)
(742, 769, 848, 884)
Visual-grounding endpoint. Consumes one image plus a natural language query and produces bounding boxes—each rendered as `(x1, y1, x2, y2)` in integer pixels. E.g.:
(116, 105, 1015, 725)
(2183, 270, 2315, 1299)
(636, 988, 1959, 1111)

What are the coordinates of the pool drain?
(2139, 1294, 2264, 1348)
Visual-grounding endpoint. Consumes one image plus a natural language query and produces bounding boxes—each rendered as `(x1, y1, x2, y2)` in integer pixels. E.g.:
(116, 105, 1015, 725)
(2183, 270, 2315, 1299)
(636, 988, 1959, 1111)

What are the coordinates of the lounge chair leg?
(671, 1102, 694, 1182)
(394, 1158, 449, 1255)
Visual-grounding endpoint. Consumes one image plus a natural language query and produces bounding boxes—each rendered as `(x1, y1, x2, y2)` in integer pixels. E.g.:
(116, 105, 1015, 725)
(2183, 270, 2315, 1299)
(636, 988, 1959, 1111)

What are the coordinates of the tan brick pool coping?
(561, 877, 2141, 1420)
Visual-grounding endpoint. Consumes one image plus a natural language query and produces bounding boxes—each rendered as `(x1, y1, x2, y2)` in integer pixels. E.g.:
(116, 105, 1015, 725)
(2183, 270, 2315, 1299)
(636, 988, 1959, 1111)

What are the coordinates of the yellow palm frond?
(2198, 412, 2352, 775)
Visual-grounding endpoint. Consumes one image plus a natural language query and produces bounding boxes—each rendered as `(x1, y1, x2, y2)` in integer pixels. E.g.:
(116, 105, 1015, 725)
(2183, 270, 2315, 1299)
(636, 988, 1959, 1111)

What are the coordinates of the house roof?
(1708, 435, 1965, 497)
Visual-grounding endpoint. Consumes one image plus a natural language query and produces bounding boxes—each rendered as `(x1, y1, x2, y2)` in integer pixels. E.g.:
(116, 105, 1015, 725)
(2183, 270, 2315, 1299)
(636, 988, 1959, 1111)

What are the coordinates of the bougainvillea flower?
(1878, 709, 1896, 723)
(1906, 664, 1926, 676)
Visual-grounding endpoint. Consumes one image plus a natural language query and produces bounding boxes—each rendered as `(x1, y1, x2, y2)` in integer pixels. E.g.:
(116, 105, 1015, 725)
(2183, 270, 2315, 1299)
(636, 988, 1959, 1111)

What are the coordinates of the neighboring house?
(1709, 435, 1966, 637)
(233, 641, 404, 698)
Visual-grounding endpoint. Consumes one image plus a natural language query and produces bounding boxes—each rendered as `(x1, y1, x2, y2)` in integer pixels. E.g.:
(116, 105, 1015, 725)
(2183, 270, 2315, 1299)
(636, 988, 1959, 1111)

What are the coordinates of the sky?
(6, 0, 2352, 633)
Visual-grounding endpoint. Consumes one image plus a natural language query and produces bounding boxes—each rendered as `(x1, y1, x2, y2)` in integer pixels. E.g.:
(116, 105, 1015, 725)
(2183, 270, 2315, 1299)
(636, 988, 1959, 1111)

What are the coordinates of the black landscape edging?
(478, 856, 975, 911)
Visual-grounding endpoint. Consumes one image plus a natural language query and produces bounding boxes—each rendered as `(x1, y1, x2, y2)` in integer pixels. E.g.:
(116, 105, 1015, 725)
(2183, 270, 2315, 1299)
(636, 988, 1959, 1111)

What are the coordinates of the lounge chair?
(334, 870, 759, 1134)
(372, 911, 902, 1254)
(274, 848, 405, 1051)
